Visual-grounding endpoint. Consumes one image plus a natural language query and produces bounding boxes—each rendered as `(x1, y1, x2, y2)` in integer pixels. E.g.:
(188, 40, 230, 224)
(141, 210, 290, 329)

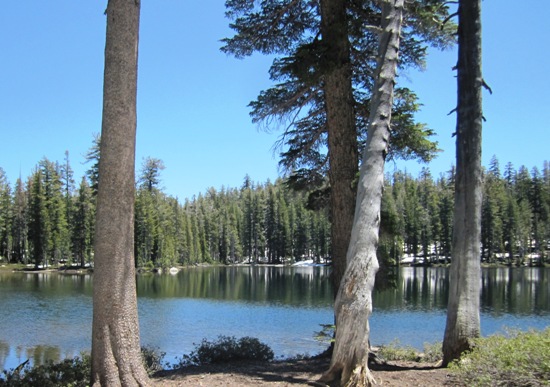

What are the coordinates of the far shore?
(1, 259, 547, 276)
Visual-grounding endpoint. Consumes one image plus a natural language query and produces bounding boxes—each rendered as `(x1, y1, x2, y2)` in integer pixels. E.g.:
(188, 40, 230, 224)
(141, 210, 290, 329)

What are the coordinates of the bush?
(176, 336, 274, 367)
(0, 346, 167, 385)
(449, 328, 550, 386)
(0, 356, 90, 387)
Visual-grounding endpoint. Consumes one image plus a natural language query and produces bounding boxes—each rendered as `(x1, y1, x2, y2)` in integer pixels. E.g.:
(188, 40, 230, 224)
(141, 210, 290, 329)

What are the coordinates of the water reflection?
(369, 266, 550, 349)
(480, 267, 549, 316)
(0, 266, 548, 372)
(137, 266, 333, 307)
(372, 266, 550, 315)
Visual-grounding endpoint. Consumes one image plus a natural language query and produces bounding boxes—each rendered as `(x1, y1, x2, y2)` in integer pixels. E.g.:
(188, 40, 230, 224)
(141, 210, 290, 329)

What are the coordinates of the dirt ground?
(152, 356, 461, 386)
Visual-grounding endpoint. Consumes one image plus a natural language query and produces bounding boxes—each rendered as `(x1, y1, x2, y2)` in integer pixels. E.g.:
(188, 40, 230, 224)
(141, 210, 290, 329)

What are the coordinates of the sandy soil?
(152, 356, 461, 386)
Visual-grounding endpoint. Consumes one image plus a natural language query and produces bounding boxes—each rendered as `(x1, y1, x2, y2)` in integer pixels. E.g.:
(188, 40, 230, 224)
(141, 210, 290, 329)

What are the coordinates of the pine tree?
(418, 167, 435, 263)
(443, 0, 484, 366)
(0, 168, 12, 262)
(223, 0, 454, 295)
(28, 169, 47, 268)
(138, 156, 165, 192)
(481, 157, 505, 262)
(91, 0, 149, 382)
(72, 177, 94, 267)
(11, 178, 28, 264)
(39, 159, 70, 264)
(437, 171, 454, 263)
(530, 167, 548, 263)
(84, 133, 101, 197)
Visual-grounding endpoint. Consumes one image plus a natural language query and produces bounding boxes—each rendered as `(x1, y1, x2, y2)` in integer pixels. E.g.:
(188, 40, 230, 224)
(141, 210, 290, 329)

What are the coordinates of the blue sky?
(1, 1, 548, 200)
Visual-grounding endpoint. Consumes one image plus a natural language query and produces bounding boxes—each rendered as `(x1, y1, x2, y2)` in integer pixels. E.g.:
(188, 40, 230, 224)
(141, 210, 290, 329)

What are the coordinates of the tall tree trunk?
(320, 1, 404, 385)
(91, 0, 149, 385)
(442, 0, 483, 366)
(320, 0, 358, 294)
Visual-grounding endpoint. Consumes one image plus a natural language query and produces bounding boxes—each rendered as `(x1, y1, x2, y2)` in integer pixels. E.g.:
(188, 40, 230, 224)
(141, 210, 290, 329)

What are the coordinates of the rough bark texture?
(320, 1, 404, 386)
(91, 0, 150, 386)
(320, 0, 359, 295)
(442, 0, 483, 367)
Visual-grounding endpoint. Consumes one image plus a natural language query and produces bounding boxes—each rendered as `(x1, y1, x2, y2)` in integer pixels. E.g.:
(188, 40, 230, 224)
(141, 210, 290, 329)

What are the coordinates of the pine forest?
(0, 149, 548, 269)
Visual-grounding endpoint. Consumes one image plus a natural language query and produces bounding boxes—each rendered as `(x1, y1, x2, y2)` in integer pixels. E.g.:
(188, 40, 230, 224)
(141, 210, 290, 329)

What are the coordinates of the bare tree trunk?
(320, 0, 359, 295)
(442, 0, 483, 366)
(91, 0, 150, 385)
(320, 1, 404, 385)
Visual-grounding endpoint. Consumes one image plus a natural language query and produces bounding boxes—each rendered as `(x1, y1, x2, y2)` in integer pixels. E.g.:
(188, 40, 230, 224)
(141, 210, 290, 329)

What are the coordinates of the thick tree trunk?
(442, 0, 483, 366)
(91, 0, 150, 386)
(320, 1, 404, 386)
(320, 0, 358, 294)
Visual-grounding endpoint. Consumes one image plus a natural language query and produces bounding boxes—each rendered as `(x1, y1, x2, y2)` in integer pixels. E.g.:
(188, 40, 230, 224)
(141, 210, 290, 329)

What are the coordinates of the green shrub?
(378, 340, 419, 362)
(176, 335, 274, 367)
(449, 328, 550, 386)
(422, 341, 443, 363)
(0, 346, 167, 385)
(0, 356, 90, 387)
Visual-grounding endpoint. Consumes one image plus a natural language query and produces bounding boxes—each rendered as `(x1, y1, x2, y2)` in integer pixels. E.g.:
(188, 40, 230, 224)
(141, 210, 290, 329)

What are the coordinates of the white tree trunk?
(320, 1, 404, 385)
(91, 0, 150, 385)
(442, 0, 483, 366)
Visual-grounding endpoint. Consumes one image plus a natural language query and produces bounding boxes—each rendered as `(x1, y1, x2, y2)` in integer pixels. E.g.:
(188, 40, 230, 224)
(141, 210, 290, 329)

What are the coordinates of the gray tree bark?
(320, 1, 404, 385)
(442, 0, 483, 367)
(91, 0, 150, 385)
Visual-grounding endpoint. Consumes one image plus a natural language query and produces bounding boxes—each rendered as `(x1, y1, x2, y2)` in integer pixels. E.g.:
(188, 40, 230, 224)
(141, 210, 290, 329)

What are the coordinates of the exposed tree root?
(319, 362, 376, 387)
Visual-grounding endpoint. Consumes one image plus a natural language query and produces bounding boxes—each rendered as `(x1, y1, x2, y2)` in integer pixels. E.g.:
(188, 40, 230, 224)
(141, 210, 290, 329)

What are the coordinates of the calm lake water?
(0, 265, 548, 371)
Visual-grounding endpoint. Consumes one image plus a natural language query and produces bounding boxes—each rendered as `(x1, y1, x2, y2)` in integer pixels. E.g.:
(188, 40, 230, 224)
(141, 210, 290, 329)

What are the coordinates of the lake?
(0, 265, 548, 371)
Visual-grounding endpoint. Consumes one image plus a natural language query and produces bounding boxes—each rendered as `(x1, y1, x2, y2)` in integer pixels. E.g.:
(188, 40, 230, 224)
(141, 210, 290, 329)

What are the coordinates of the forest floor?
(152, 356, 461, 386)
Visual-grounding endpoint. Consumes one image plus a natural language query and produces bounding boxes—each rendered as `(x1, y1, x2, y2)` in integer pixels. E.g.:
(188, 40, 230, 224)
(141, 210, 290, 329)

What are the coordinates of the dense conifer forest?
(0, 152, 548, 268)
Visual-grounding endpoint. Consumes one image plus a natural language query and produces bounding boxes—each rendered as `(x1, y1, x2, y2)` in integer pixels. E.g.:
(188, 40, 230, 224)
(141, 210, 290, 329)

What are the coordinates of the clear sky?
(1, 1, 548, 200)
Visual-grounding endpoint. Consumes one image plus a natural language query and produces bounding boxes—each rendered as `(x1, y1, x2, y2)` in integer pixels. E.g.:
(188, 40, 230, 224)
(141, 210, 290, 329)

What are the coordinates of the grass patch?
(377, 340, 442, 363)
(449, 327, 550, 386)
(378, 340, 419, 362)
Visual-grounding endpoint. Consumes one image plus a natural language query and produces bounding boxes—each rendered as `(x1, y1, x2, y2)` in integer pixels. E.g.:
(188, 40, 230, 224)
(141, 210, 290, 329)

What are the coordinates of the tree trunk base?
(319, 363, 376, 387)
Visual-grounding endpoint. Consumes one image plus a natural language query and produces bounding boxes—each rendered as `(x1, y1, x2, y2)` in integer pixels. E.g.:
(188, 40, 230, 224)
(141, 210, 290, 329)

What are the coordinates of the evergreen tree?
(265, 184, 278, 263)
(39, 159, 70, 264)
(403, 172, 421, 260)
(11, 178, 28, 264)
(84, 133, 101, 197)
(223, 0, 454, 294)
(443, 0, 484, 366)
(138, 156, 165, 192)
(241, 175, 256, 261)
(437, 170, 454, 263)
(530, 167, 549, 263)
(292, 197, 312, 261)
(28, 169, 48, 268)
(90, 0, 150, 382)
(61, 151, 75, 234)
(135, 188, 159, 267)
(0, 168, 12, 262)
(72, 177, 94, 267)
(378, 179, 402, 267)
(418, 167, 435, 262)
(514, 165, 533, 259)
(481, 157, 505, 262)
